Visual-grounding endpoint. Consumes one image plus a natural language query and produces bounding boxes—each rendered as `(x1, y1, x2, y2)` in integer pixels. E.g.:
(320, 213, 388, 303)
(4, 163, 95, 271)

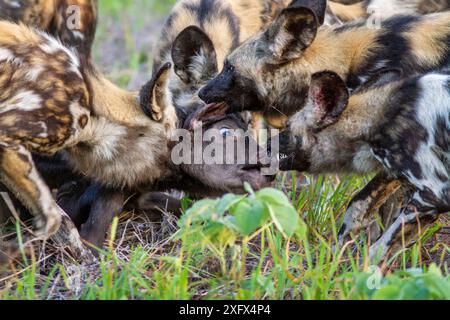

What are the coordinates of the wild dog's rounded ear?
(265, 7, 318, 62)
(140, 62, 172, 122)
(309, 71, 349, 130)
(288, 0, 327, 25)
(172, 26, 218, 84)
(187, 103, 228, 130)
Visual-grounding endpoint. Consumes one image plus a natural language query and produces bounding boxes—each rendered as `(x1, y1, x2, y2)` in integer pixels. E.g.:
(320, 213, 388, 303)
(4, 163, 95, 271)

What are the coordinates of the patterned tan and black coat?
(0, 21, 177, 255)
(0, 0, 98, 59)
(199, 0, 450, 125)
(279, 69, 450, 260)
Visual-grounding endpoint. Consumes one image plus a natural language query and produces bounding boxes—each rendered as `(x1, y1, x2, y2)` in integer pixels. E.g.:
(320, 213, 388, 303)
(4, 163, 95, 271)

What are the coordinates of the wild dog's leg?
(369, 210, 435, 262)
(0, 143, 61, 238)
(52, 214, 94, 261)
(370, 192, 447, 261)
(0, 144, 91, 260)
(376, 189, 439, 244)
(338, 174, 402, 244)
(79, 187, 124, 249)
(370, 186, 406, 242)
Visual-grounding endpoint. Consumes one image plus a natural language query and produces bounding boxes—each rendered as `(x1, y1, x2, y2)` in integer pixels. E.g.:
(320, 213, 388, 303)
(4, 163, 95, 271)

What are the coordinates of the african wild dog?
(150, 0, 369, 125)
(150, 0, 298, 126)
(0, 0, 99, 240)
(198, 0, 450, 255)
(151, 0, 390, 118)
(147, 0, 288, 191)
(199, 0, 450, 127)
(0, 21, 180, 257)
(0, 0, 98, 59)
(279, 69, 450, 260)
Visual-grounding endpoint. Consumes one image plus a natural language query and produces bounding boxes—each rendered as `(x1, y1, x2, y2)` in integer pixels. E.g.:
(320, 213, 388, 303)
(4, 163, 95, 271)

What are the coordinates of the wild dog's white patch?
(353, 144, 379, 173)
(0, 47, 23, 65)
(36, 122, 49, 138)
(25, 65, 45, 82)
(367, 0, 419, 19)
(0, 47, 14, 62)
(72, 31, 85, 40)
(39, 32, 81, 77)
(403, 74, 450, 200)
(0, 90, 42, 113)
(4, 0, 21, 8)
(62, 101, 91, 147)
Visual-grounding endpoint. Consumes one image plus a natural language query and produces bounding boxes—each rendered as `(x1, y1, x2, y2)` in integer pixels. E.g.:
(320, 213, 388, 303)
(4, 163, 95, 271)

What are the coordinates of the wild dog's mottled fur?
(151, 0, 296, 119)
(280, 70, 450, 259)
(0, 21, 177, 246)
(152, 0, 437, 122)
(0, 0, 98, 59)
(152, 0, 304, 72)
(328, 0, 449, 24)
(199, 0, 450, 123)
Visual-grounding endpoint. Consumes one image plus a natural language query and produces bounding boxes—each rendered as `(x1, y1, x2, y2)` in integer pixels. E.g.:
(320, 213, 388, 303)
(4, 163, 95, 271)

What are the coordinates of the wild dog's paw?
(53, 214, 95, 263)
(34, 207, 62, 240)
(338, 199, 372, 245)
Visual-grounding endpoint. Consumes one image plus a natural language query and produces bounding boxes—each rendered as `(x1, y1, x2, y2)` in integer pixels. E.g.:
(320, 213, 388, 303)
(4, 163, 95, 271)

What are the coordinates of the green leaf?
(266, 202, 299, 237)
(180, 199, 218, 226)
(256, 188, 291, 206)
(372, 285, 401, 300)
(232, 200, 269, 236)
(215, 194, 245, 215)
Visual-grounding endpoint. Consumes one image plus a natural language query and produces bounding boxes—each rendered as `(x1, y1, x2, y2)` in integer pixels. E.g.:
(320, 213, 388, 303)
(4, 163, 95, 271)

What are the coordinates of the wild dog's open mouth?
(205, 102, 229, 114)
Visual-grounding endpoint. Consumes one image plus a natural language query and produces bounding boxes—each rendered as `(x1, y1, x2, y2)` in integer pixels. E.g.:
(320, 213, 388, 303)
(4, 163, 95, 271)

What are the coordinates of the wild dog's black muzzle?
(199, 67, 234, 109)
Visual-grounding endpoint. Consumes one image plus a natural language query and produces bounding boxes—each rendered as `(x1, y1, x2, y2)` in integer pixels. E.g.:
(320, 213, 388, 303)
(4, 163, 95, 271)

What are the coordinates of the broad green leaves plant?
(351, 264, 450, 300)
(178, 186, 300, 241)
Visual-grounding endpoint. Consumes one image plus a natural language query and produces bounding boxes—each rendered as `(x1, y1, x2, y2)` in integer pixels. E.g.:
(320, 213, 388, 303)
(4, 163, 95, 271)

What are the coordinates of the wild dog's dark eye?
(224, 61, 235, 73)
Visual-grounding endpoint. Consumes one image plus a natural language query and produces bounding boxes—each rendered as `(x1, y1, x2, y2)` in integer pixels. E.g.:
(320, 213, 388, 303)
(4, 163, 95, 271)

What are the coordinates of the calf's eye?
(219, 127, 233, 137)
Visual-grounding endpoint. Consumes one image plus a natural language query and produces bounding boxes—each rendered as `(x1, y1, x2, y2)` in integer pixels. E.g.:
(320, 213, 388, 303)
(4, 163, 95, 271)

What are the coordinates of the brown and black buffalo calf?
(55, 105, 274, 249)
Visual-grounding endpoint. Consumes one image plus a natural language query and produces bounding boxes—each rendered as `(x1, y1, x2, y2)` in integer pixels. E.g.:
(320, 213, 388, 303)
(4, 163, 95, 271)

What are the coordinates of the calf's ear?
(309, 71, 349, 130)
(140, 62, 172, 122)
(172, 26, 218, 84)
(265, 6, 318, 62)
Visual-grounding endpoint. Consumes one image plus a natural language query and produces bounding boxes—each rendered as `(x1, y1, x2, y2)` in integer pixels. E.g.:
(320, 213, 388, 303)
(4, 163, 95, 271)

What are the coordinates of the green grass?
(1, 0, 449, 301)
(1, 175, 449, 300)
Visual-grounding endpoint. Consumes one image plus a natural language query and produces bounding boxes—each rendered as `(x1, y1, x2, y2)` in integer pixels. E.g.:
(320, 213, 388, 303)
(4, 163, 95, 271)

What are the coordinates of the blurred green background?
(94, 0, 178, 89)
